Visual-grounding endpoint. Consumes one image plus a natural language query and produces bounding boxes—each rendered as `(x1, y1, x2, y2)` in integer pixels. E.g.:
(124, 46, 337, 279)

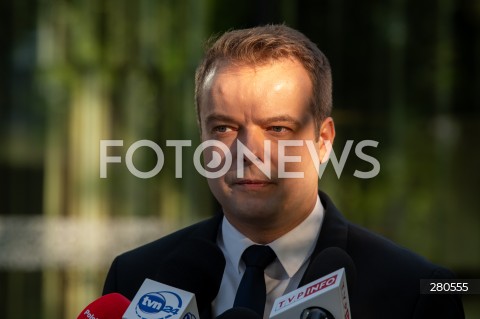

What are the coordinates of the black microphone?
(303, 247, 356, 297)
(154, 237, 226, 315)
(270, 247, 356, 319)
(217, 307, 262, 319)
(301, 247, 356, 319)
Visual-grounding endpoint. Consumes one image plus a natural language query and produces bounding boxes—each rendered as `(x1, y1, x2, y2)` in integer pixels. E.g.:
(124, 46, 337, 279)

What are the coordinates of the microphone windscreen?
(154, 238, 226, 314)
(76, 293, 130, 319)
(304, 247, 356, 296)
(216, 307, 262, 319)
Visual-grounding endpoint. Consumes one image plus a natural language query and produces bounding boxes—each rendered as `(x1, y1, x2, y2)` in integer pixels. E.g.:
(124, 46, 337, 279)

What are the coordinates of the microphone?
(153, 238, 226, 314)
(270, 247, 356, 319)
(123, 238, 226, 319)
(303, 247, 356, 298)
(216, 307, 262, 319)
(122, 278, 200, 319)
(76, 293, 130, 319)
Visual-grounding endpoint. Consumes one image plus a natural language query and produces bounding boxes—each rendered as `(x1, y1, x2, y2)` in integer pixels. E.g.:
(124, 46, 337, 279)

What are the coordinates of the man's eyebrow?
(204, 113, 236, 125)
(258, 115, 301, 127)
(204, 114, 303, 127)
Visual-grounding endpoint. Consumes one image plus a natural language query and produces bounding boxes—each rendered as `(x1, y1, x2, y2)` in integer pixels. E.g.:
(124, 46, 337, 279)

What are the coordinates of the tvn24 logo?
(134, 291, 196, 319)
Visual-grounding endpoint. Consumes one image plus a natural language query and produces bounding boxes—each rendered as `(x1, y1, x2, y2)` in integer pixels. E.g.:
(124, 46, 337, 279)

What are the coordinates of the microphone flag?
(122, 278, 199, 319)
(269, 268, 351, 319)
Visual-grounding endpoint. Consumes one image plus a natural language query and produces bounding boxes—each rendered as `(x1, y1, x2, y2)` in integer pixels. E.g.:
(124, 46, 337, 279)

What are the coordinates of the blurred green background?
(1, 0, 479, 318)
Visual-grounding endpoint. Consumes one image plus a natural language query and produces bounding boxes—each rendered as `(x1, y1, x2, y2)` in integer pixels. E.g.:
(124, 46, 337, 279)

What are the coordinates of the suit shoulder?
(344, 222, 464, 318)
(102, 215, 221, 299)
(117, 216, 219, 263)
(346, 222, 455, 279)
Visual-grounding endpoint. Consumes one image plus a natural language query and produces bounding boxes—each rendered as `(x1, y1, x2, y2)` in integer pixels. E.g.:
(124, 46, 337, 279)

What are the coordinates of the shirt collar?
(220, 195, 324, 278)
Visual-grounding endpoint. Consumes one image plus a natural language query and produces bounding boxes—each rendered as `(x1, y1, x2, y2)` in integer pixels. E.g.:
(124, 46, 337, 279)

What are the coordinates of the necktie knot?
(242, 245, 276, 269)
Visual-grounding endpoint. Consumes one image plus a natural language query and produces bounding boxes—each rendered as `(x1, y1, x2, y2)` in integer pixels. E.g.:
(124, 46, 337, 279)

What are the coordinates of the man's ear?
(317, 117, 335, 163)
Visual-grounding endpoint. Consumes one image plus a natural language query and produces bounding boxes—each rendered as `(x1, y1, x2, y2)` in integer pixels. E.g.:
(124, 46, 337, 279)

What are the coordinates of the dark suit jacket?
(103, 192, 464, 319)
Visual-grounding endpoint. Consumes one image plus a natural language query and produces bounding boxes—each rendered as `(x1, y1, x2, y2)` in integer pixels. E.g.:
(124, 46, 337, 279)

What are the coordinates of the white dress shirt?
(212, 195, 325, 319)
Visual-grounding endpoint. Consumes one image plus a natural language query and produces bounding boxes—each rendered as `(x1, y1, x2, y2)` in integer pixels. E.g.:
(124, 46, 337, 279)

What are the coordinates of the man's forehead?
(202, 57, 307, 92)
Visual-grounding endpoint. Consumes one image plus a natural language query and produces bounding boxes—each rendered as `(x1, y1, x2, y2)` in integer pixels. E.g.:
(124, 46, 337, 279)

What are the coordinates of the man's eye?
(213, 126, 231, 133)
(269, 126, 288, 133)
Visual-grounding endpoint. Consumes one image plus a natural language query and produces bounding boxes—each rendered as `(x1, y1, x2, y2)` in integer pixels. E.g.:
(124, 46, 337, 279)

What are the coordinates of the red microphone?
(76, 293, 130, 319)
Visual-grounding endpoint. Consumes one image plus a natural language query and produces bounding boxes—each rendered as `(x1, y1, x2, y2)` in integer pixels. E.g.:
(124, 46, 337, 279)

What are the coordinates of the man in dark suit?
(103, 25, 464, 318)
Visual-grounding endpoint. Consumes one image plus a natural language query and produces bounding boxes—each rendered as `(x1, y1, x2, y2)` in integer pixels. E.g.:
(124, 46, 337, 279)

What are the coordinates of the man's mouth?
(232, 179, 275, 188)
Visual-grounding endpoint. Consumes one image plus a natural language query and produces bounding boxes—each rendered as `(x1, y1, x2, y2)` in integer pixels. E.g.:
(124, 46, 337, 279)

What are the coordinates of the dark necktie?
(233, 245, 277, 317)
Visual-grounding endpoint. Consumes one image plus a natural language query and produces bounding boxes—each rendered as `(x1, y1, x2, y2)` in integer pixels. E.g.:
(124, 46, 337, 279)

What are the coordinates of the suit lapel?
(190, 212, 223, 242)
(299, 191, 350, 286)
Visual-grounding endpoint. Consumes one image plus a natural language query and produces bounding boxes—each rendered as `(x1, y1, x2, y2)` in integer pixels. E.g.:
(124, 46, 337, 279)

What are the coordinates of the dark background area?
(0, 0, 479, 318)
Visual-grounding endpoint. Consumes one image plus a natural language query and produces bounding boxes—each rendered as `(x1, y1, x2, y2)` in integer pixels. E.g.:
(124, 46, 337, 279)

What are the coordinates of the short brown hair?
(194, 24, 332, 137)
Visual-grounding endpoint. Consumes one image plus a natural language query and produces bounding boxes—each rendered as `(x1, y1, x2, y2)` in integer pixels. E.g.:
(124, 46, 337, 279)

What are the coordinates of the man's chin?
(225, 207, 277, 225)
(225, 196, 279, 216)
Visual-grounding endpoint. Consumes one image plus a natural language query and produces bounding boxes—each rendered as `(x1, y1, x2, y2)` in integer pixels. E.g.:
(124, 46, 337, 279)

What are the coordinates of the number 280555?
(430, 282, 468, 292)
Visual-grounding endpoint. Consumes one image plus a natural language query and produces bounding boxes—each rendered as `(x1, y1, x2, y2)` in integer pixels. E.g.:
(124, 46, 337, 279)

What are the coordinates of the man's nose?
(236, 129, 266, 164)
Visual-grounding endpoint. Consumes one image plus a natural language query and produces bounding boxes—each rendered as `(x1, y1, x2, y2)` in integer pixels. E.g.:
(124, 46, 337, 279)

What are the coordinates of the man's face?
(199, 58, 334, 240)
